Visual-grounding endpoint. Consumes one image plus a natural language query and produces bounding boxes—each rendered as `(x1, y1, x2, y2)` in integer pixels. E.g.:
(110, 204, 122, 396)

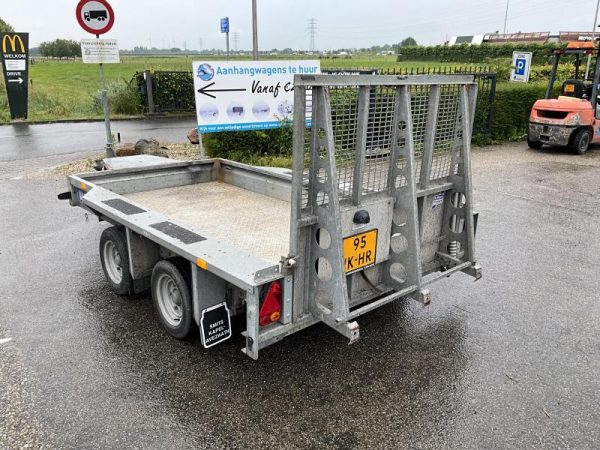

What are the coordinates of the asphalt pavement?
(0, 142, 599, 448)
(0, 117, 197, 162)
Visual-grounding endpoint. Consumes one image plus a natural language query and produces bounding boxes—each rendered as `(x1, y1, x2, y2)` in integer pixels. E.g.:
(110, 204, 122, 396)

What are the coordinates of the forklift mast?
(544, 41, 600, 109)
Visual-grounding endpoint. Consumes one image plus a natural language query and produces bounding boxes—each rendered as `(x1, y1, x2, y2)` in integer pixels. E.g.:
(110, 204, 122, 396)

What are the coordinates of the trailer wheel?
(527, 138, 543, 149)
(151, 260, 193, 339)
(99, 226, 133, 296)
(571, 129, 591, 155)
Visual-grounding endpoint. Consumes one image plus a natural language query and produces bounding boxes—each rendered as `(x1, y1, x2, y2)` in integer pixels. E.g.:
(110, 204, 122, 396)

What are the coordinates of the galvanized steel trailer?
(63, 74, 481, 359)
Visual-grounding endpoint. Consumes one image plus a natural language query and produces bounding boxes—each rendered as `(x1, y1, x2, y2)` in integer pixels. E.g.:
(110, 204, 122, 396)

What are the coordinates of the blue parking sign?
(511, 52, 531, 83)
(220, 17, 229, 33)
(515, 58, 526, 76)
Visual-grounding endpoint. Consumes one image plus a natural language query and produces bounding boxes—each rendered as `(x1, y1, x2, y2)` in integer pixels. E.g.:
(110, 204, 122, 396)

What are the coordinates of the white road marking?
(0, 338, 12, 344)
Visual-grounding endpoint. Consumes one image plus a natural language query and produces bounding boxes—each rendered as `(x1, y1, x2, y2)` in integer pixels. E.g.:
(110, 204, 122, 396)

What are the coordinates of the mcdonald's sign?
(2, 34, 26, 54)
(1, 32, 29, 120)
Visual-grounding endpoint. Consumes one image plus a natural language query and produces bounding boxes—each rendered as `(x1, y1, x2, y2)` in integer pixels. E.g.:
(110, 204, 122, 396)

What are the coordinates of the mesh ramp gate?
(289, 74, 481, 342)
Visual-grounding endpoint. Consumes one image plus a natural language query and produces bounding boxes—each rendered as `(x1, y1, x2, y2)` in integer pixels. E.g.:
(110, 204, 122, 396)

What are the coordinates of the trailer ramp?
(289, 74, 481, 343)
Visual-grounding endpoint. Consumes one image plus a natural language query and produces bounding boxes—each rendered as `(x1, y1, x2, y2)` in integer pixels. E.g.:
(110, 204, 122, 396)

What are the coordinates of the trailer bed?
(125, 181, 290, 264)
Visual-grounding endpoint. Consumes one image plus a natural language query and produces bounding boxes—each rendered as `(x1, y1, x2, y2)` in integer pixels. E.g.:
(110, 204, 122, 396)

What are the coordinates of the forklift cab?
(528, 41, 600, 154)
(544, 41, 599, 103)
(561, 79, 593, 100)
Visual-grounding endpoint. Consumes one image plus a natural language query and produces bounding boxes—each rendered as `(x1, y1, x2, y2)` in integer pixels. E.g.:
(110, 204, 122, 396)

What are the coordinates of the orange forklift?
(528, 41, 600, 154)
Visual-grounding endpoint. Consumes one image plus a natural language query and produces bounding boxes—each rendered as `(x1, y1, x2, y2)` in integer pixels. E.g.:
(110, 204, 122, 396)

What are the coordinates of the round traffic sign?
(76, 0, 115, 35)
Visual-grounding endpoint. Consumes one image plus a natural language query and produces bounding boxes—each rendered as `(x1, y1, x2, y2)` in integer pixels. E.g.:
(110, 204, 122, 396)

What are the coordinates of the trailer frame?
(64, 74, 481, 359)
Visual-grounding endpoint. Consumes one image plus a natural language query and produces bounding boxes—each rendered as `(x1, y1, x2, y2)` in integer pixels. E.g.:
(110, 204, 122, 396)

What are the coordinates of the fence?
(136, 66, 496, 139)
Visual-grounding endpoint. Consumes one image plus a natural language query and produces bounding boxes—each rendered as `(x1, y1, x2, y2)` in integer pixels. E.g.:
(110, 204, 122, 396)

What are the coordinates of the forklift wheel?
(571, 129, 591, 155)
(527, 138, 543, 150)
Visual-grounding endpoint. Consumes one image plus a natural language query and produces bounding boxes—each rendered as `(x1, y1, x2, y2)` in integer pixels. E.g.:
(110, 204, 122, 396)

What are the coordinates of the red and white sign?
(76, 0, 115, 36)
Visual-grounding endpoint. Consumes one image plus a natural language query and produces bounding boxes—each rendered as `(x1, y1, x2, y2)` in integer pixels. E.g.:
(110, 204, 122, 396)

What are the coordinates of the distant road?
(0, 117, 197, 162)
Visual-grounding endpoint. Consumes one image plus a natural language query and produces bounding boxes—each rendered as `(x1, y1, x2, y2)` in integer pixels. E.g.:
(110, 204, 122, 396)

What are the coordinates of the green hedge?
(399, 43, 561, 64)
(203, 121, 293, 164)
(490, 81, 562, 141)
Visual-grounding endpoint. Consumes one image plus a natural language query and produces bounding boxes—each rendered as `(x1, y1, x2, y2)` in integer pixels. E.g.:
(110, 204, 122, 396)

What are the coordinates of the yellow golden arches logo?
(2, 34, 26, 53)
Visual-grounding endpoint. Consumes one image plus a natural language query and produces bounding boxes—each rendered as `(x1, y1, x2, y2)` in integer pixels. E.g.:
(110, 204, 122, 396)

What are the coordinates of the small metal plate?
(200, 302, 232, 348)
(343, 229, 378, 274)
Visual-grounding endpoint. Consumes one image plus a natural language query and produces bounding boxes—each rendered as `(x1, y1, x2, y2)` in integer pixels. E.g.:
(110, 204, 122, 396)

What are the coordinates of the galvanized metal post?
(503, 0, 510, 34)
(226, 31, 230, 60)
(252, 0, 259, 60)
(97, 33, 114, 158)
(144, 70, 155, 114)
(352, 86, 370, 205)
(420, 85, 441, 188)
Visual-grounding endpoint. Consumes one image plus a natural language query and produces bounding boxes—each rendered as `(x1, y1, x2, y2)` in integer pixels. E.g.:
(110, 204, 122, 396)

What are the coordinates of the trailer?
(61, 74, 481, 359)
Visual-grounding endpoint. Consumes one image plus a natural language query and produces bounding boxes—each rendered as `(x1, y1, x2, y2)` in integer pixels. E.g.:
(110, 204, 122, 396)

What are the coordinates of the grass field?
(0, 55, 492, 123)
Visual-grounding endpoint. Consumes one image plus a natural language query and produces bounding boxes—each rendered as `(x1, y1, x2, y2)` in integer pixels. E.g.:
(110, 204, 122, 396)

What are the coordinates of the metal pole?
(503, 0, 510, 34)
(252, 0, 259, 60)
(97, 34, 114, 158)
(226, 31, 230, 60)
(585, 0, 600, 80)
(144, 70, 155, 114)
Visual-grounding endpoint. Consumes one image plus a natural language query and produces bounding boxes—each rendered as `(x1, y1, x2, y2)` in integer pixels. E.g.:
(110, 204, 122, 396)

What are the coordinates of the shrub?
(91, 78, 142, 115)
(490, 81, 561, 141)
(203, 119, 293, 162)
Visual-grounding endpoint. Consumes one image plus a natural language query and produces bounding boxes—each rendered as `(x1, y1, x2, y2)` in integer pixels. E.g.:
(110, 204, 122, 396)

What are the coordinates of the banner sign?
(1, 32, 29, 120)
(192, 60, 320, 133)
(81, 39, 120, 63)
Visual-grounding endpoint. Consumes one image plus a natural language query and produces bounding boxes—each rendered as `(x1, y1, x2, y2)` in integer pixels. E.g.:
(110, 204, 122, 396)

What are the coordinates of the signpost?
(192, 60, 320, 134)
(510, 51, 532, 83)
(220, 17, 230, 60)
(1, 32, 29, 120)
(76, 0, 116, 157)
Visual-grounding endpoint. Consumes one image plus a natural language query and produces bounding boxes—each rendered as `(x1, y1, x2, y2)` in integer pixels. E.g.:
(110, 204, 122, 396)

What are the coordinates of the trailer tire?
(571, 128, 591, 155)
(151, 260, 193, 339)
(99, 226, 133, 296)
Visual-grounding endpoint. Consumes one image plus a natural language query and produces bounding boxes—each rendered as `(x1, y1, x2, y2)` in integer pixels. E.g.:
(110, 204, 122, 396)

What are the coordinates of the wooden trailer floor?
(125, 181, 291, 264)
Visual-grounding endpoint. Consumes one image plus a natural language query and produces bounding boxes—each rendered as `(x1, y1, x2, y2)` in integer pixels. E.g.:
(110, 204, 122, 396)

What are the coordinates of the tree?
(400, 37, 418, 47)
(0, 17, 14, 33)
(39, 39, 81, 58)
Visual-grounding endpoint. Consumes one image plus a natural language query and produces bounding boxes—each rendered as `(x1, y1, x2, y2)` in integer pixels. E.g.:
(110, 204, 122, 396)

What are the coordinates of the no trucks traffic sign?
(76, 0, 115, 35)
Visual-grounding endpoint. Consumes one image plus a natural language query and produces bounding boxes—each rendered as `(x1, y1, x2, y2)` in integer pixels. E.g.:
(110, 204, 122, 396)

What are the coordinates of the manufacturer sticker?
(432, 192, 445, 209)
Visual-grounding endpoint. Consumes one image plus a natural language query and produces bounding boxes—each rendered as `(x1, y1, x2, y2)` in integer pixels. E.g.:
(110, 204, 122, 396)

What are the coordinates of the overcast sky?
(1, 0, 596, 50)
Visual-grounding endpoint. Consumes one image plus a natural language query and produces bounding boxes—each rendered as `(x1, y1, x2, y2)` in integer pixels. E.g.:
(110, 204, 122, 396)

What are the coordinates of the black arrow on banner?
(197, 82, 246, 99)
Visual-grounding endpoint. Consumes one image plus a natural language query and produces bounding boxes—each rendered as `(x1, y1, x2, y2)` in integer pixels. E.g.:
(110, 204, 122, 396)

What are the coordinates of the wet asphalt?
(0, 117, 197, 162)
(1, 142, 600, 448)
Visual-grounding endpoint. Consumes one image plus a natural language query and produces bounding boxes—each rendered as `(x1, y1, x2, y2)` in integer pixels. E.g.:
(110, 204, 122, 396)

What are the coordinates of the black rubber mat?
(103, 199, 146, 215)
(150, 221, 206, 244)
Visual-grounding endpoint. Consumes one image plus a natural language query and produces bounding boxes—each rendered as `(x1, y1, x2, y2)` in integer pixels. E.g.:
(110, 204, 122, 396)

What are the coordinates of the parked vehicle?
(528, 41, 600, 154)
(60, 74, 481, 359)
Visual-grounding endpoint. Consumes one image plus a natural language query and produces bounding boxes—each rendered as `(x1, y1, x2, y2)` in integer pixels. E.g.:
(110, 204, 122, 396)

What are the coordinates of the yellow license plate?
(564, 84, 575, 93)
(343, 229, 378, 274)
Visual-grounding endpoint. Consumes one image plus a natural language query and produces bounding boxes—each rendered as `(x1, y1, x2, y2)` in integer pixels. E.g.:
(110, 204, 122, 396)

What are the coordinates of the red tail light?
(259, 282, 282, 327)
